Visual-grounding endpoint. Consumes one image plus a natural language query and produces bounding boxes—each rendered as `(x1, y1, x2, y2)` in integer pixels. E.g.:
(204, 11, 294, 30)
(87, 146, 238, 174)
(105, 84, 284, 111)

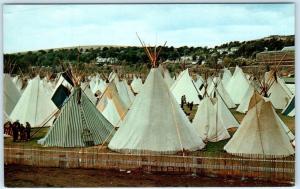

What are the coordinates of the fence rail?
(4, 146, 295, 183)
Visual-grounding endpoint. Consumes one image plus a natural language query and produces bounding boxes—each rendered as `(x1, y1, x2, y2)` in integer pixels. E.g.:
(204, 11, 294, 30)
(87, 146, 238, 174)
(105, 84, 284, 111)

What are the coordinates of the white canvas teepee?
(222, 68, 232, 88)
(207, 77, 236, 109)
(52, 73, 73, 95)
(236, 84, 255, 113)
(114, 79, 135, 107)
(171, 68, 201, 104)
(200, 76, 213, 96)
(97, 82, 129, 127)
(90, 77, 107, 94)
(163, 69, 175, 88)
(216, 95, 240, 129)
(224, 97, 294, 157)
(192, 97, 230, 142)
(108, 68, 205, 154)
(122, 79, 135, 102)
(225, 66, 250, 104)
(4, 74, 21, 115)
(194, 74, 204, 91)
(131, 76, 143, 93)
(10, 76, 58, 127)
(265, 72, 293, 109)
(81, 82, 97, 105)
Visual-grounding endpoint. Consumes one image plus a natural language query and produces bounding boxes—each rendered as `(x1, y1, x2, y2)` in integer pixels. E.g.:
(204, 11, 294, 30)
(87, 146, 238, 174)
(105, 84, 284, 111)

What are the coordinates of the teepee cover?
(171, 68, 201, 104)
(109, 68, 205, 154)
(224, 98, 294, 157)
(10, 76, 57, 127)
(39, 87, 115, 147)
(225, 66, 250, 104)
(192, 97, 230, 142)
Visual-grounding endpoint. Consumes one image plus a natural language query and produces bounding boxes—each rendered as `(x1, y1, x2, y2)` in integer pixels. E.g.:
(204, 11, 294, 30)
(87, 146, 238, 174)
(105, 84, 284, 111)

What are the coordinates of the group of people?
(180, 95, 194, 117)
(4, 121, 31, 142)
(181, 95, 194, 109)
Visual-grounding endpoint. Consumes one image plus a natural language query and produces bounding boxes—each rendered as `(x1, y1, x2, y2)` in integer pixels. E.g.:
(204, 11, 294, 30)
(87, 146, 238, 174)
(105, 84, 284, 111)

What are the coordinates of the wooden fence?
(4, 146, 294, 184)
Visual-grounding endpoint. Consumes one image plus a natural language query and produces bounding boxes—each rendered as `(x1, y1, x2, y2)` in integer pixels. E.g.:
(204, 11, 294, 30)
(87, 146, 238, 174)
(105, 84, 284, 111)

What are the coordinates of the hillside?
(4, 34, 294, 75)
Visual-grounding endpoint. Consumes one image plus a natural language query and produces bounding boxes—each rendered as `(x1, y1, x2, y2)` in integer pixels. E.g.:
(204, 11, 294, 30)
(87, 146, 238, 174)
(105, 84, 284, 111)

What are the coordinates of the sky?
(3, 4, 295, 53)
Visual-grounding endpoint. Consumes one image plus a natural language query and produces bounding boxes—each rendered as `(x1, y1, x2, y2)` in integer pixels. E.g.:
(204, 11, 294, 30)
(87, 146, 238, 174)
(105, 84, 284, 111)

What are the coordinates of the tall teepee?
(221, 67, 232, 88)
(265, 71, 293, 109)
(108, 37, 205, 154)
(236, 84, 255, 113)
(170, 68, 201, 104)
(194, 74, 204, 91)
(225, 66, 250, 104)
(10, 76, 57, 127)
(207, 77, 236, 109)
(192, 96, 230, 142)
(39, 87, 115, 147)
(131, 76, 143, 93)
(97, 82, 129, 127)
(224, 96, 294, 157)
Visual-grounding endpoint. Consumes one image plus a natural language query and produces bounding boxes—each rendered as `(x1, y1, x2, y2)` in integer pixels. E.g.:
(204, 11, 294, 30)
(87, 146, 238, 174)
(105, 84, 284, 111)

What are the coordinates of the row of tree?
(4, 35, 294, 74)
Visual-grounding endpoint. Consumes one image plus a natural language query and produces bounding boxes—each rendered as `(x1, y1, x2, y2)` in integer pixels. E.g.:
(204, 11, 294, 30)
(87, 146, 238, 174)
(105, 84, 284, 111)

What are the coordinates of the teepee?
(90, 75, 107, 95)
(108, 37, 205, 154)
(265, 71, 293, 109)
(10, 76, 57, 127)
(194, 74, 204, 91)
(216, 94, 240, 129)
(221, 68, 232, 88)
(192, 97, 230, 142)
(163, 69, 175, 88)
(224, 97, 294, 157)
(114, 78, 135, 107)
(208, 77, 236, 109)
(170, 68, 201, 104)
(225, 66, 250, 104)
(81, 82, 97, 105)
(236, 84, 255, 113)
(39, 87, 115, 147)
(97, 82, 129, 127)
(131, 76, 143, 93)
(4, 74, 21, 115)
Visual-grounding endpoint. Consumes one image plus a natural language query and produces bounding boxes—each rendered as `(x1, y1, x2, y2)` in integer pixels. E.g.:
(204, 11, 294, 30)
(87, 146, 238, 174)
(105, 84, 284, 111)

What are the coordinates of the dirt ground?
(4, 165, 293, 187)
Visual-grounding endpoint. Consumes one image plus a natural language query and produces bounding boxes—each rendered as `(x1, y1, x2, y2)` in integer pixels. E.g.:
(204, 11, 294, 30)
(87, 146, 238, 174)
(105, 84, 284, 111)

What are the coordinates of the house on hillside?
(96, 57, 118, 64)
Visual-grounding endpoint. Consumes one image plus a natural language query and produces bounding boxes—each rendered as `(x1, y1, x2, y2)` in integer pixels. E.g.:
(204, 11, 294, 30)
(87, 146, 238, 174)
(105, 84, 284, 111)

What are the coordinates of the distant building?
(217, 59, 223, 65)
(180, 56, 193, 61)
(256, 46, 295, 65)
(228, 47, 239, 55)
(96, 57, 118, 64)
(217, 48, 228, 54)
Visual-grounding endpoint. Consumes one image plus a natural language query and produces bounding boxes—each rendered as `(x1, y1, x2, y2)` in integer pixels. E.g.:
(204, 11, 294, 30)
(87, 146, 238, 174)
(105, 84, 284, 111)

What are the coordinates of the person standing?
(12, 122, 18, 142)
(25, 122, 31, 140)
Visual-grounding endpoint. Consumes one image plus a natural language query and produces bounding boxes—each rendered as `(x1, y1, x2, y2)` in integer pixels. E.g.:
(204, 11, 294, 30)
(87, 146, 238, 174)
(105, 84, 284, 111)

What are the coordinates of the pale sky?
(3, 4, 295, 53)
